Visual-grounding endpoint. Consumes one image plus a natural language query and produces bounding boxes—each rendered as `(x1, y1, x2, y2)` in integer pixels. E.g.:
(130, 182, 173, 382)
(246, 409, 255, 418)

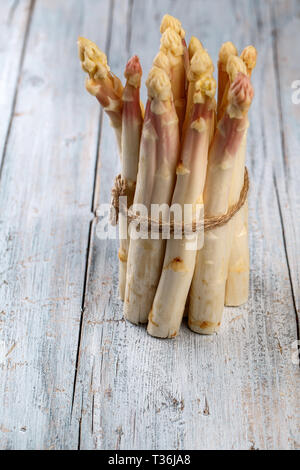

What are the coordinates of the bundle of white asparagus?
(78, 14, 256, 338)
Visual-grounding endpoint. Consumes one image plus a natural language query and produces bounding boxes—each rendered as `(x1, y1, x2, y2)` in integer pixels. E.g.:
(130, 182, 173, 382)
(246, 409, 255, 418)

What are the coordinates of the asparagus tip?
(226, 55, 247, 83)
(146, 66, 172, 101)
(218, 41, 238, 65)
(194, 75, 217, 103)
(160, 27, 184, 56)
(124, 55, 142, 87)
(188, 48, 214, 81)
(125, 55, 142, 76)
(160, 14, 185, 38)
(188, 36, 204, 59)
(152, 51, 171, 77)
(77, 36, 109, 79)
(240, 45, 257, 72)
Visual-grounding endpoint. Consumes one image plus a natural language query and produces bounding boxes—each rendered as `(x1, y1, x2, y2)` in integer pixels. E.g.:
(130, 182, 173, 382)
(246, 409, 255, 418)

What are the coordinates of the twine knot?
(110, 174, 127, 225)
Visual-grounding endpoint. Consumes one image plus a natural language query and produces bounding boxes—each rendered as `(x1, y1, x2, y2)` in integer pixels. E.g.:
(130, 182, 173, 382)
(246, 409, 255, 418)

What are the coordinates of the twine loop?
(110, 168, 249, 233)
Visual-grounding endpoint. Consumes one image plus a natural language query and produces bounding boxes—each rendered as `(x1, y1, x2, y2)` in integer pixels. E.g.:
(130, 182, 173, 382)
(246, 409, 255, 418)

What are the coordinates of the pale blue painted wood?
(0, 0, 32, 170)
(0, 0, 110, 450)
(273, 0, 300, 317)
(0, 0, 299, 450)
(72, 0, 300, 450)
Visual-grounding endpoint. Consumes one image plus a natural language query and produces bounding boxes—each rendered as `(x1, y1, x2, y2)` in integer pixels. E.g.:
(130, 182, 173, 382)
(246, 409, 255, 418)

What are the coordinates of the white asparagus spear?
(183, 45, 215, 143)
(224, 131, 249, 306)
(182, 40, 216, 319)
(160, 28, 186, 132)
(217, 54, 247, 123)
(78, 37, 123, 156)
(118, 56, 143, 300)
(217, 41, 238, 120)
(147, 75, 216, 339)
(153, 48, 189, 321)
(185, 39, 205, 124)
(160, 14, 189, 91)
(124, 67, 180, 324)
(189, 72, 254, 334)
(225, 46, 257, 306)
(182, 39, 213, 320)
(182, 38, 205, 319)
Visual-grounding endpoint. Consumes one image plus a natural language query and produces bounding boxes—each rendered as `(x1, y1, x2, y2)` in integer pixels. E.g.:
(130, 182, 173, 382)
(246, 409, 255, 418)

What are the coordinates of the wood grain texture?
(272, 0, 300, 325)
(0, 0, 299, 450)
(0, 0, 33, 172)
(0, 0, 110, 450)
(71, 0, 300, 450)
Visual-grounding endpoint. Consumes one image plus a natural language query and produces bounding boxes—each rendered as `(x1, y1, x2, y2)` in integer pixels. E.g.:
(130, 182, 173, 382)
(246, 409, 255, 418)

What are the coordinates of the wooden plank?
(272, 0, 300, 324)
(72, 0, 300, 450)
(75, 2, 299, 449)
(70, 0, 129, 448)
(0, 0, 33, 172)
(0, 0, 111, 450)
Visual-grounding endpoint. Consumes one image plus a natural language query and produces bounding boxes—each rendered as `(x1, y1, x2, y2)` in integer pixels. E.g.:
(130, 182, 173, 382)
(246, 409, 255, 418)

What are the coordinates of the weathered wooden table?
(0, 0, 299, 450)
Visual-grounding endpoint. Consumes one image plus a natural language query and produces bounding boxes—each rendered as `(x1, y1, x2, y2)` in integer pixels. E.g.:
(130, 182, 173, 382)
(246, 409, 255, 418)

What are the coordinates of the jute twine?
(110, 167, 249, 234)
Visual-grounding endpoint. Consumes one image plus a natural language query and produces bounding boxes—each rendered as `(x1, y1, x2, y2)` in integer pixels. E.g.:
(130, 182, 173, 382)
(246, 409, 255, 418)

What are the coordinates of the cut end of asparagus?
(188, 36, 204, 59)
(227, 72, 254, 118)
(189, 320, 221, 335)
(124, 55, 142, 87)
(194, 75, 217, 103)
(218, 41, 238, 65)
(160, 14, 185, 38)
(240, 45, 257, 74)
(188, 48, 214, 81)
(77, 36, 109, 80)
(226, 55, 248, 83)
(146, 66, 172, 101)
(153, 51, 171, 77)
(160, 27, 184, 56)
